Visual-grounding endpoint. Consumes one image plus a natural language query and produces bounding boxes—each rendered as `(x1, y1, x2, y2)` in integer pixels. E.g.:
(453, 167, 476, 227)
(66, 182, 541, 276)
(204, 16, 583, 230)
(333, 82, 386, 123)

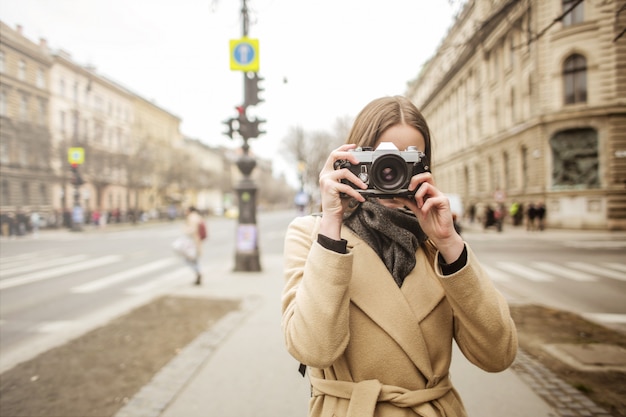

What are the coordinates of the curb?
(512, 350, 612, 417)
(113, 295, 261, 417)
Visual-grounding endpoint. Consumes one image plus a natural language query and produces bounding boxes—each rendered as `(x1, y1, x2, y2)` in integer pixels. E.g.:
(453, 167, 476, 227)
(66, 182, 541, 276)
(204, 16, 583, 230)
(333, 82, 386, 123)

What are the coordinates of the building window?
(22, 182, 29, 205)
(1, 180, 9, 205)
(19, 94, 28, 121)
(0, 89, 6, 116)
(562, 0, 584, 27)
(0, 139, 9, 164)
(502, 151, 510, 191)
(59, 79, 65, 97)
(36, 68, 45, 88)
(563, 54, 587, 104)
(40, 183, 47, 204)
(510, 87, 516, 122)
(19, 142, 28, 166)
(18, 60, 26, 81)
(550, 128, 599, 188)
(520, 145, 528, 190)
(0, 51, 5, 73)
(38, 98, 46, 125)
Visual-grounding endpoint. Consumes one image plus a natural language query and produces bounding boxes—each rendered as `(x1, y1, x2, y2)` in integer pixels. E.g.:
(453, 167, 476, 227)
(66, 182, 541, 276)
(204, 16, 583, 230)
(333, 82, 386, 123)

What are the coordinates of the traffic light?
(238, 114, 266, 140)
(244, 72, 264, 107)
(222, 117, 236, 139)
(70, 164, 84, 186)
(245, 117, 266, 139)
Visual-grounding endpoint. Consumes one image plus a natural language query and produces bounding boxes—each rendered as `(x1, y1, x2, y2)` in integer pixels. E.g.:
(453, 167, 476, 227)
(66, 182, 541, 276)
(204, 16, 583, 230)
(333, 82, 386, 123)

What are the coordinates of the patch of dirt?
(0, 296, 240, 417)
(510, 304, 626, 417)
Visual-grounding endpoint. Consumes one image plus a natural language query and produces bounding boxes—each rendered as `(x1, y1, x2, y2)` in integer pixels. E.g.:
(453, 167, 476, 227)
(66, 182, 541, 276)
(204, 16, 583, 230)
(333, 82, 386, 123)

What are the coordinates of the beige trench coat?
(281, 215, 517, 417)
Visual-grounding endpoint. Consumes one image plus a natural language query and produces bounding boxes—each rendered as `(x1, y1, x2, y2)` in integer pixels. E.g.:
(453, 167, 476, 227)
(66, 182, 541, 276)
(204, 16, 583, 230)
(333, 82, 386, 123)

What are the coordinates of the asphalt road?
(1, 210, 625, 374)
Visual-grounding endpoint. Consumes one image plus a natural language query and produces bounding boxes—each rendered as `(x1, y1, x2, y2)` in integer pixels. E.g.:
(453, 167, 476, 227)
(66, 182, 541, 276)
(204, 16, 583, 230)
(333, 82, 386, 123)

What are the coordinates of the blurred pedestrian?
(282, 96, 517, 417)
(184, 206, 205, 285)
(30, 211, 40, 238)
(526, 203, 537, 231)
(536, 202, 546, 231)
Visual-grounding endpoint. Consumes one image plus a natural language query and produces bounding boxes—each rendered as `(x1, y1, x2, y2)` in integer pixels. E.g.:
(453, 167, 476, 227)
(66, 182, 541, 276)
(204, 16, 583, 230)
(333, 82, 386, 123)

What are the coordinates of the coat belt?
(310, 375, 453, 417)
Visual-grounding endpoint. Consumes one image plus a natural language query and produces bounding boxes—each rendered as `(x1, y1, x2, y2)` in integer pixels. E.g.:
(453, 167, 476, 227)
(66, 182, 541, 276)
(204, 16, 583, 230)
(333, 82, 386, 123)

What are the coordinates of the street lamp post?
(229, 0, 265, 271)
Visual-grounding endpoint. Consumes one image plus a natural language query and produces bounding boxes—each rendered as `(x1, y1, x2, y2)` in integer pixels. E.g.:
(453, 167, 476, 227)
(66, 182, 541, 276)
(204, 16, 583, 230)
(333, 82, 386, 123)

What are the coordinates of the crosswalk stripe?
(495, 262, 554, 282)
(566, 262, 626, 282)
(0, 251, 57, 269)
(482, 265, 512, 282)
(71, 258, 179, 293)
(531, 261, 597, 282)
(0, 255, 122, 290)
(605, 263, 626, 273)
(0, 255, 88, 277)
(124, 267, 188, 294)
(582, 313, 626, 324)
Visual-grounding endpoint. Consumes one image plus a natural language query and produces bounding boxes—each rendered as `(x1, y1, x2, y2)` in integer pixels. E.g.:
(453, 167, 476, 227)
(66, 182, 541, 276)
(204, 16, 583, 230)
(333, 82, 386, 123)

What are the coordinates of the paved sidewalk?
(114, 251, 612, 417)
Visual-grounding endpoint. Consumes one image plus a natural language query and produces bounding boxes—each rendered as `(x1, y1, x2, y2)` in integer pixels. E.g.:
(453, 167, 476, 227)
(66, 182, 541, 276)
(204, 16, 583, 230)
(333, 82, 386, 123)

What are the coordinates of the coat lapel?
(342, 227, 444, 379)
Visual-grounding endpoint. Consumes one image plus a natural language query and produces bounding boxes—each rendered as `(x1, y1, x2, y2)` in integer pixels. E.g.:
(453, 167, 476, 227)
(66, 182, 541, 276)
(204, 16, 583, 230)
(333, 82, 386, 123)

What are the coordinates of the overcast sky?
(2, 0, 460, 183)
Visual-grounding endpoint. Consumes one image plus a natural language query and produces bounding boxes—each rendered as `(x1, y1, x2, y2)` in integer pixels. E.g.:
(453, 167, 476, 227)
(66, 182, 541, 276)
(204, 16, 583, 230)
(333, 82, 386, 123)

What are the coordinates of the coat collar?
(342, 226, 445, 379)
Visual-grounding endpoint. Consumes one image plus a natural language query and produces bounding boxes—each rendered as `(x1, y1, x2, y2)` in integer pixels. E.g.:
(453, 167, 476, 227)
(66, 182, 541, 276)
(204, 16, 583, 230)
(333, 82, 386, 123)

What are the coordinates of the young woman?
(281, 96, 517, 417)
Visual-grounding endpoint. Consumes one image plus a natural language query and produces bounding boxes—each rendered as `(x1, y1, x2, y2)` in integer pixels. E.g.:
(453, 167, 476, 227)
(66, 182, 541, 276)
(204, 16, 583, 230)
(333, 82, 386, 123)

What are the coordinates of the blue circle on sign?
(234, 42, 255, 65)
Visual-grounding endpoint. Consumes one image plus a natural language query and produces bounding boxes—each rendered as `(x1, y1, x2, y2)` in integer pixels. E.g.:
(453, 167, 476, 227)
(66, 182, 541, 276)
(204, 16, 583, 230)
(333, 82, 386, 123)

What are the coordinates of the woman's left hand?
(389, 172, 464, 263)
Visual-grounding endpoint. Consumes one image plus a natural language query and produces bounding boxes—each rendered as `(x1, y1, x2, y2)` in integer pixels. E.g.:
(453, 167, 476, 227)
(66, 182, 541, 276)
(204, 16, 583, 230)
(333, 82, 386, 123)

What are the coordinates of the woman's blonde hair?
(345, 96, 432, 165)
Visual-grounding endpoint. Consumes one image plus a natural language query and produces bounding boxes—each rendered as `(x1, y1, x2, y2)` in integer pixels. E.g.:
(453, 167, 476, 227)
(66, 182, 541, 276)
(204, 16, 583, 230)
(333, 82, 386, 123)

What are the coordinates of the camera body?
(334, 142, 430, 198)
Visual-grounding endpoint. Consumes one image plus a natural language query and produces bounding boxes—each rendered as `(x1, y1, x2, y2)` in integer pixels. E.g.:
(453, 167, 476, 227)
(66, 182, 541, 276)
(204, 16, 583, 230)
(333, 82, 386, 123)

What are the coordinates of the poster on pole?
(236, 224, 257, 252)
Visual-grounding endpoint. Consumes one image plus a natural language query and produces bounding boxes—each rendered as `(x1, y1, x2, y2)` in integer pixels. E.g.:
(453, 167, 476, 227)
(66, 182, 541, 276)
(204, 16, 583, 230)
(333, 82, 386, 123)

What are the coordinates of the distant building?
(49, 50, 136, 221)
(0, 22, 54, 224)
(407, 0, 626, 230)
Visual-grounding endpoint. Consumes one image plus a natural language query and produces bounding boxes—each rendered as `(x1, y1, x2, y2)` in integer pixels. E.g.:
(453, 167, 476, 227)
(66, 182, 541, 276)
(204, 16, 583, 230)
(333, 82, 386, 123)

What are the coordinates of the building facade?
(49, 52, 136, 224)
(0, 22, 54, 229)
(407, 0, 626, 230)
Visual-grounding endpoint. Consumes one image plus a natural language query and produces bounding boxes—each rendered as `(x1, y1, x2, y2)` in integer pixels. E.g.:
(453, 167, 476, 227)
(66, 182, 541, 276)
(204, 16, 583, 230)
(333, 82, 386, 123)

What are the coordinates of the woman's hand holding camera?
(401, 173, 465, 264)
(319, 144, 367, 240)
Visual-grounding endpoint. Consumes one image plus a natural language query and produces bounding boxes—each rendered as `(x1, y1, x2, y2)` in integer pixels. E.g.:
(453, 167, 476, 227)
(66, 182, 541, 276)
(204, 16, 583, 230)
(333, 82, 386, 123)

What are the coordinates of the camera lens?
(371, 155, 408, 192)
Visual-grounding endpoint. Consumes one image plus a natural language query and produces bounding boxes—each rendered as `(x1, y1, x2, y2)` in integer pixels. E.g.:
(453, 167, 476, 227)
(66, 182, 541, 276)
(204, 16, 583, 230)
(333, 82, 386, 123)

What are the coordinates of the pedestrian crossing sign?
(68, 147, 85, 165)
(230, 37, 260, 72)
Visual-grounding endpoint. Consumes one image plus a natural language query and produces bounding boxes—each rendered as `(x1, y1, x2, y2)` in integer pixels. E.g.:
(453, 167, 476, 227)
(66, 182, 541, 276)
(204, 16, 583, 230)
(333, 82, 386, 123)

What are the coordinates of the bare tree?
(280, 120, 347, 194)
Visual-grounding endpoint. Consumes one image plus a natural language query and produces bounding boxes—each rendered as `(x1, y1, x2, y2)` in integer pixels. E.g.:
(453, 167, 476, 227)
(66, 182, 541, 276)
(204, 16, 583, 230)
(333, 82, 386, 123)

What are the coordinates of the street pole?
(233, 0, 261, 271)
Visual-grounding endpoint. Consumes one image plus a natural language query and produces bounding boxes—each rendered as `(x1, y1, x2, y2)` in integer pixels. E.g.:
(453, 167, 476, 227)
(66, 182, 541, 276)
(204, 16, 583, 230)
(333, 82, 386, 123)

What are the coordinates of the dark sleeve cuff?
(317, 234, 348, 254)
(438, 244, 468, 276)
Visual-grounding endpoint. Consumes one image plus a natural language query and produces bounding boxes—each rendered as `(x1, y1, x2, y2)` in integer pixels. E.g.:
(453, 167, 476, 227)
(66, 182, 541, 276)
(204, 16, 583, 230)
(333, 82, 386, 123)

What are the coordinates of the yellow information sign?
(68, 147, 85, 165)
(230, 37, 260, 72)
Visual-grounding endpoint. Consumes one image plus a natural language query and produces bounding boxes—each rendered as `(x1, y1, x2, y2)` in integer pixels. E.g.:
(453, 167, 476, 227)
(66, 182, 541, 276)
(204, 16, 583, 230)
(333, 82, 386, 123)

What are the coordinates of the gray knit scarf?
(344, 200, 428, 287)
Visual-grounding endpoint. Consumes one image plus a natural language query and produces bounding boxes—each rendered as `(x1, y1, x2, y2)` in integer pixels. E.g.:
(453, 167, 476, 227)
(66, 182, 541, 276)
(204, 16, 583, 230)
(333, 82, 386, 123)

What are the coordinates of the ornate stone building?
(407, 0, 626, 230)
(0, 22, 54, 225)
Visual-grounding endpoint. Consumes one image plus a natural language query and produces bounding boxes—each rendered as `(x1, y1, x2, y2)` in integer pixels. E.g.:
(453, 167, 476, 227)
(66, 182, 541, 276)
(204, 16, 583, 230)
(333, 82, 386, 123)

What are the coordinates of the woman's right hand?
(318, 144, 367, 240)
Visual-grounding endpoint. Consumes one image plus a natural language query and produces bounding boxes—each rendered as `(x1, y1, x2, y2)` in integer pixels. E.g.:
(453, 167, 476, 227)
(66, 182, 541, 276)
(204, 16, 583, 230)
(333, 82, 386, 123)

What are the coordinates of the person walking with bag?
(281, 96, 517, 417)
(184, 206, 205, 285)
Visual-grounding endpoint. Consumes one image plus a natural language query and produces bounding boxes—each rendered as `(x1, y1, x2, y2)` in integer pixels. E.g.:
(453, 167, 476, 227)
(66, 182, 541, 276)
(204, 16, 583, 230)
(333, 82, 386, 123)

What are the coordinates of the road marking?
(482, 265, 512, 282)
(0, 255, 88, 277)
(605, 263, 626, 273)
(566, 262, 626, 282)
(531, 262, 597, 282)
(37, 321, 76, 333)
(0, 251, 57, 268)
(0, 255, 122, 290)
(495, 262, 554, 282)
(564, 241, 626, 249)
(582, 313, 626, 324)
(71, 258, 179, 293)
(124, 267, 188, 294)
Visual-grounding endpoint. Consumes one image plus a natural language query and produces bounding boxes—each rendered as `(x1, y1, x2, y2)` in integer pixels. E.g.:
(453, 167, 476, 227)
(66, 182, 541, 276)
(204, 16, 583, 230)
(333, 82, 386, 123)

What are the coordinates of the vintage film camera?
(333, 142, 430, 198)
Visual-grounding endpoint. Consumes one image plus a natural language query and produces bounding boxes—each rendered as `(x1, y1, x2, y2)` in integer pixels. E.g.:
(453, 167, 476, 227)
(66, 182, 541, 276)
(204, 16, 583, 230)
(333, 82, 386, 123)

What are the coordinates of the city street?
(1, 209, 625, 377)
